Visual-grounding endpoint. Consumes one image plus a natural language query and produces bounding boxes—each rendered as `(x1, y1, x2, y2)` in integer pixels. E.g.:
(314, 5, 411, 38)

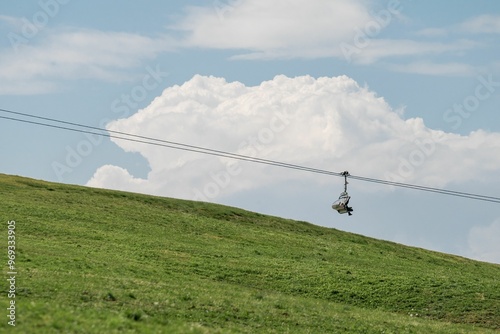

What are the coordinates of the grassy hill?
(1, 174, 499, 333)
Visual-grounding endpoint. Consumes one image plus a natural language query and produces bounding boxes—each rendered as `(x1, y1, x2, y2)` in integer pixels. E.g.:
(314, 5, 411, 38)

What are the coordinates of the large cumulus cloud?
(87, 74, 500, 201)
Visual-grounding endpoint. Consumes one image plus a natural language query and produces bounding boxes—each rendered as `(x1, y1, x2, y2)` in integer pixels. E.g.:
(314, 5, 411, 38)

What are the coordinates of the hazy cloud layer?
(176, 0, 371, 58)
(460, 14, 500, 34)
(172, 0, 483, 71)
(87, 74, 500, 201)
(0, 25, 172, 94)
(169, 1, 500, 79)
(1, 2, 496, 95)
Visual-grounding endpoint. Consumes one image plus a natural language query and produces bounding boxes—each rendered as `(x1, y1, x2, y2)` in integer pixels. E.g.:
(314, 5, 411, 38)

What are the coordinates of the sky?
(1, 0, 500, 264)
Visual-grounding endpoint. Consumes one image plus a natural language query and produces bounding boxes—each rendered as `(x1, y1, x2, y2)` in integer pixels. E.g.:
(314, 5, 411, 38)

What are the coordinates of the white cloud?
(414, 28, 449, 38)
(465, 219, 500, 264)
(349, 39, 477, 65)
(171, 0, 480, 65)
(0, 15, 25, 30)
(460, 14, 500, 34)
(176, 0, 372, 56)
(414, 14, 500, 37)
(175, 0, 416, 62)
(87, 165, 148, 192)
(387, 61, 476, 76)
(0, 25, 173, 94)
(87, 74, 500, 201)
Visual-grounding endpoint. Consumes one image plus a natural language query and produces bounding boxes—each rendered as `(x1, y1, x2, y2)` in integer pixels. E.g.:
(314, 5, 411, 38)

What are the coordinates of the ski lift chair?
(332, 171, 353, 215)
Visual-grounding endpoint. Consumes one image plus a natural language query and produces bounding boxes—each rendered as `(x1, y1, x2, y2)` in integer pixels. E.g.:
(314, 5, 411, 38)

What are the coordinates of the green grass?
(1, 173, 499, 333)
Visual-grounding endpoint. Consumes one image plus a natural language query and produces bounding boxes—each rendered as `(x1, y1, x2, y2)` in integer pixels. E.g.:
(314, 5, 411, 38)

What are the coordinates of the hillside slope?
(1, 174, 499, 333)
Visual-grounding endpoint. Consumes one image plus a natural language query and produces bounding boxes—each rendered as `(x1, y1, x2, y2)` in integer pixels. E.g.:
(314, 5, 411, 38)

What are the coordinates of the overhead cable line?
(1, 108, 499, 204)
(0, 108, 343, 176)
(348, 174, 500, 203)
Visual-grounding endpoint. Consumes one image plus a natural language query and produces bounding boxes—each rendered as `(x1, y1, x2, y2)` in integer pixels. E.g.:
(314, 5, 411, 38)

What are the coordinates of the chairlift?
(332, 171, 353, 216)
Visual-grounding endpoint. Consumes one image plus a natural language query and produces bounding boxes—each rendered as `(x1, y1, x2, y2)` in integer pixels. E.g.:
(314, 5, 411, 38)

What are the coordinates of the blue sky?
(1, 0, 500, 263)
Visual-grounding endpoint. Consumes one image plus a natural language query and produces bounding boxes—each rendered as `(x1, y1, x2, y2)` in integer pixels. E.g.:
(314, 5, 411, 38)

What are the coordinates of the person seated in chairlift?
(339, 195, 353, 215)
(344, 198, 353, 216)
(332, 192, 353, 215)
(333, 171, 354, 216)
